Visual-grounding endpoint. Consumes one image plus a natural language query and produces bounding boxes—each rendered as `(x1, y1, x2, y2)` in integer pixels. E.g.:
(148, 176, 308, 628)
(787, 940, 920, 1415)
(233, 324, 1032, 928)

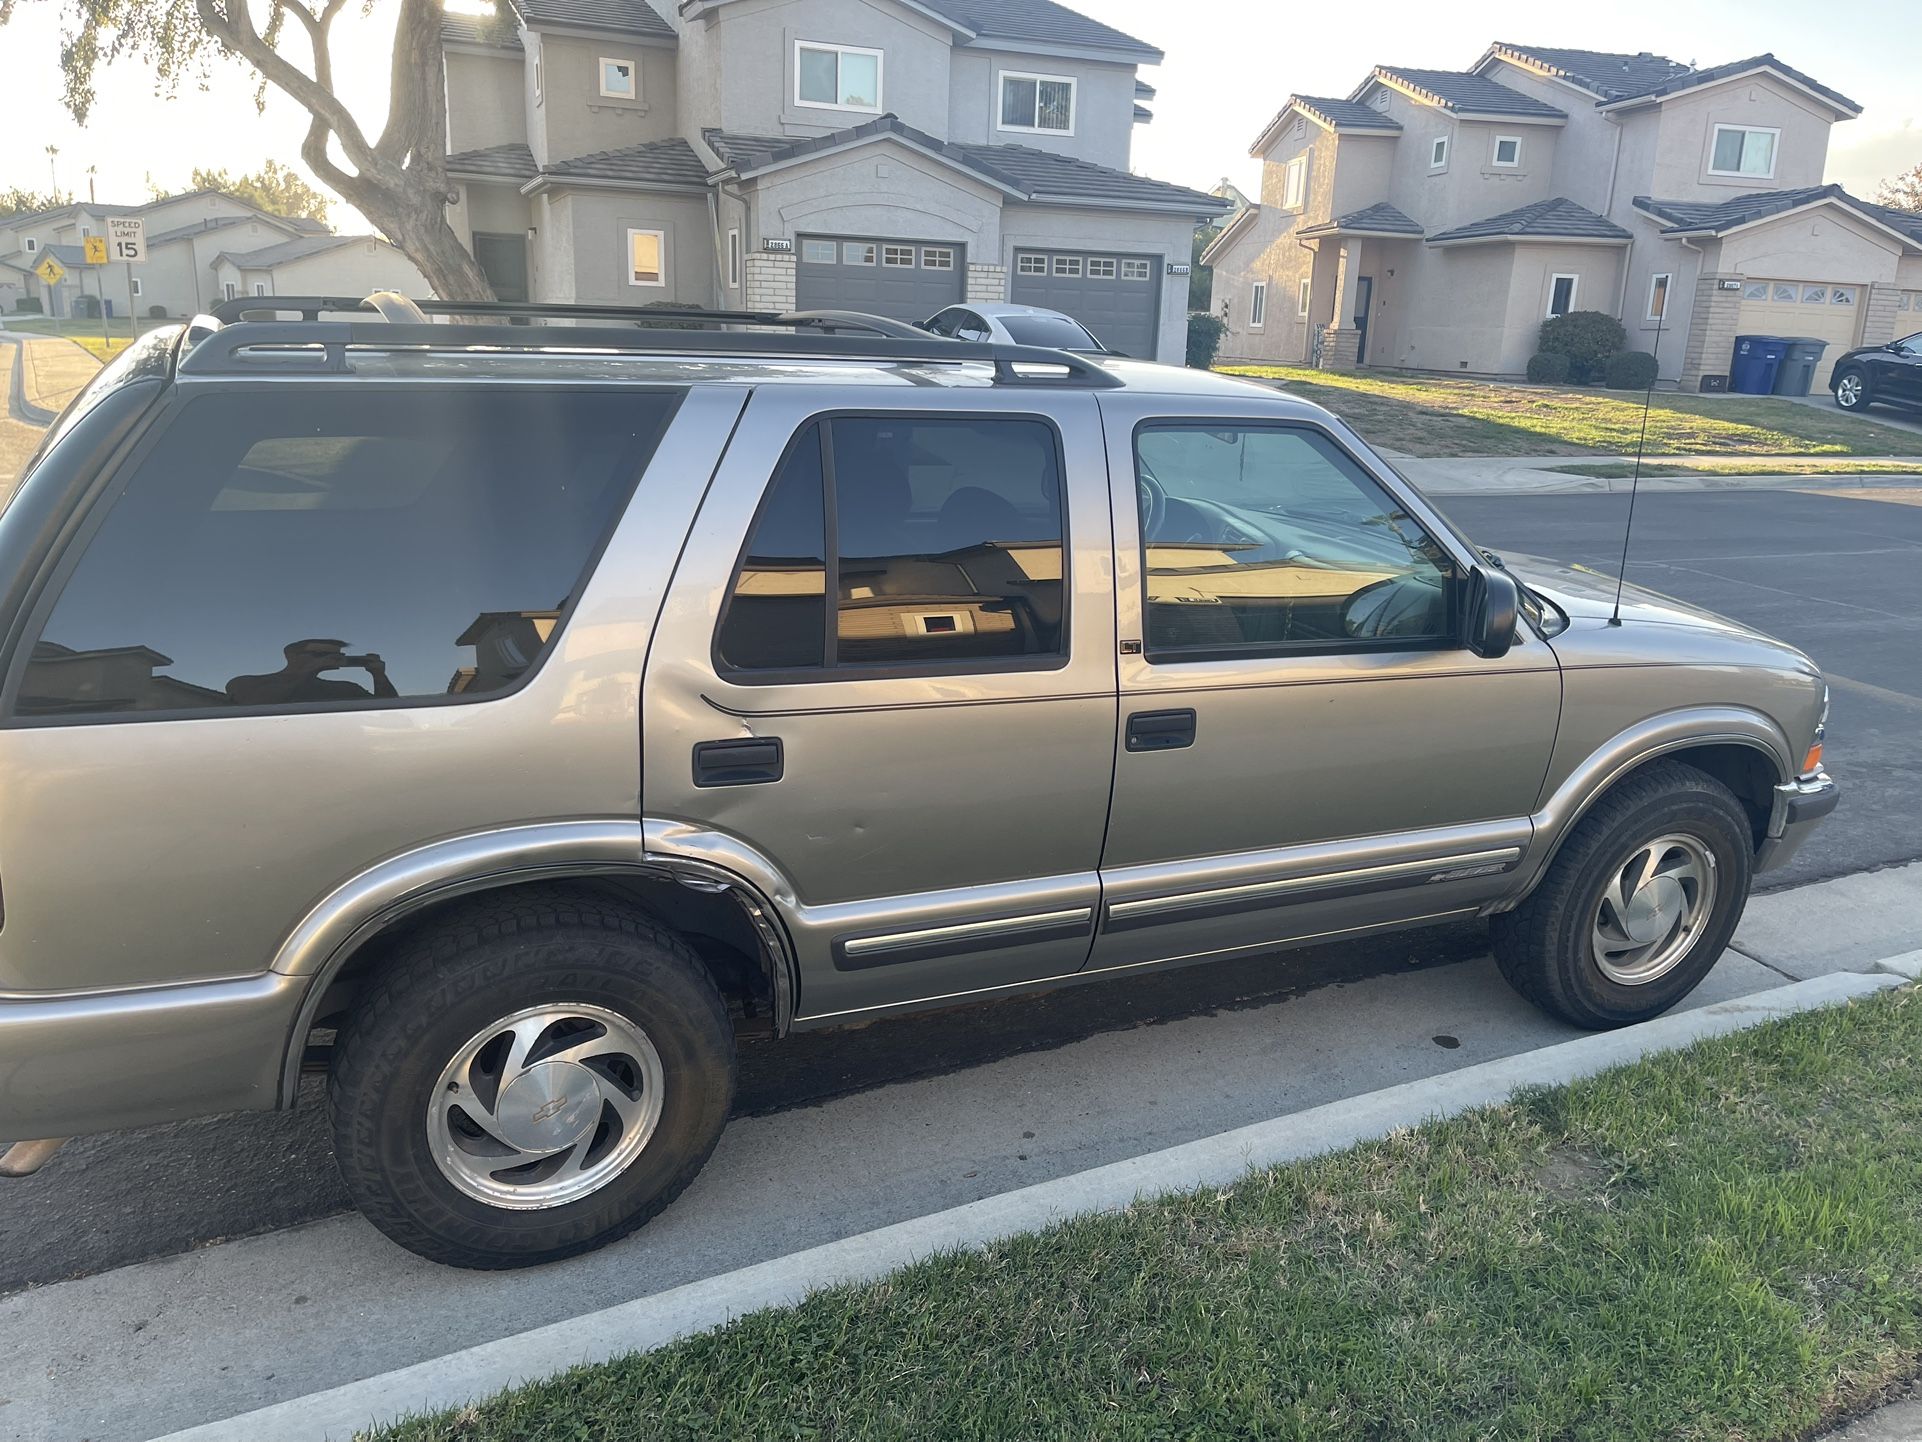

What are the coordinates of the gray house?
(442, 0, 1227, 362)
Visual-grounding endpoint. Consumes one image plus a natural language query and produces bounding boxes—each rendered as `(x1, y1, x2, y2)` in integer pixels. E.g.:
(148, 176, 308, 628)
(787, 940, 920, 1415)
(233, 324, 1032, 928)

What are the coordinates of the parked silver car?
(922, 300, 1107, 351)
(0, 296, 1836, 1268)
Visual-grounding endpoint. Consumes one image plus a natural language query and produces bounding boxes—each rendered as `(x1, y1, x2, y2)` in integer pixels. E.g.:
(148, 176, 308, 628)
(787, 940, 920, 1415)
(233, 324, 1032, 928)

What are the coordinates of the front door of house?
(1353, 276, 1373, 366)
(473, 232, 529, 303)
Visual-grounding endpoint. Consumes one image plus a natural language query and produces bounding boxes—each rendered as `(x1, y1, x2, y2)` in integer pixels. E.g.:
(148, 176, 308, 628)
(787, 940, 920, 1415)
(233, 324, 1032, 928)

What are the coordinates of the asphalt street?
(3, 482, 1916, 1308)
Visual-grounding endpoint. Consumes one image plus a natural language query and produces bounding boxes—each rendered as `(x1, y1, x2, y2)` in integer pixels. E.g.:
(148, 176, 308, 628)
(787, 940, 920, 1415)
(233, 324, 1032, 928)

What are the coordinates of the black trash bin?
(1730, 335, 1788, 394)
(1771, 337, 1830, 398)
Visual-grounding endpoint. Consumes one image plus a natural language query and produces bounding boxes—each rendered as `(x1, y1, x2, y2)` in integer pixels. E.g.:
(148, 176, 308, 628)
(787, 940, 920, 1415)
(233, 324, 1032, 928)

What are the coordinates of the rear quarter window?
(11, 387, 677, 720)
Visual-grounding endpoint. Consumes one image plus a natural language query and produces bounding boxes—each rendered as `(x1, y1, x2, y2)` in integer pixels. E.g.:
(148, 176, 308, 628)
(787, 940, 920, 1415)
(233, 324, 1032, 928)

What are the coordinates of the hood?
(1500, 552, 1752, 632)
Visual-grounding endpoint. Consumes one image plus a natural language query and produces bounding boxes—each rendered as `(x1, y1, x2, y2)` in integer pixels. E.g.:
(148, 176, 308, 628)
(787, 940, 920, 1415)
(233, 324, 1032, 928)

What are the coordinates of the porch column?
(1318, 241, 1361, 371)
(1679, 270, 1744, 392)
(743, 252, 797, 312)
(1861, 283, 1903, 351)
(966, 262, 1007, 303)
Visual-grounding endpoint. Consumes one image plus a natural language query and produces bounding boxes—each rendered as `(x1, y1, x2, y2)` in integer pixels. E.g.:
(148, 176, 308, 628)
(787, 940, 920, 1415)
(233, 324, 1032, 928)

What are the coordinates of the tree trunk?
(357, 189, 496, 303)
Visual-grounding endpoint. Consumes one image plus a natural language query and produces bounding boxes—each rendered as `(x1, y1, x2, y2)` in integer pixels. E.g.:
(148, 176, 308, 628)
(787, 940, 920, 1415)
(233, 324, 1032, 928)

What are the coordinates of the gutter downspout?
(705, 186, 724, 308)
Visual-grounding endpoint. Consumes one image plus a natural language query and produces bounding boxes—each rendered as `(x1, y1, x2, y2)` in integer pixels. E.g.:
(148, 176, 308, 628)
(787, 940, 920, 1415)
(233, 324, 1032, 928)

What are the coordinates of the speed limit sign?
(107, 216, 147, 263)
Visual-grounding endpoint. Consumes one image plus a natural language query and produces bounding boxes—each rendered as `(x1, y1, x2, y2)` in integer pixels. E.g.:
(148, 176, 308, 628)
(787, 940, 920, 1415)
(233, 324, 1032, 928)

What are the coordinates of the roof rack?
(185, 292, 1126, 388)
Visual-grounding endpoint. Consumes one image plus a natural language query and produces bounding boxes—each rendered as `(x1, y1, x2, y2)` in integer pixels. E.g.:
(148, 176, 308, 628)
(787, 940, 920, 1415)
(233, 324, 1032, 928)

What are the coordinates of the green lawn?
(1217, 365, 1922, 459)
(367, 986, 1922, 1442)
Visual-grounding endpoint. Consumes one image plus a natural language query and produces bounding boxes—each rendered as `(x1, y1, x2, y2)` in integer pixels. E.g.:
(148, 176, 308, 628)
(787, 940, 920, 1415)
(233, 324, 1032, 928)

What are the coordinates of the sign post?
(103, 219, 146, 349)
(81, 235, 110, 348)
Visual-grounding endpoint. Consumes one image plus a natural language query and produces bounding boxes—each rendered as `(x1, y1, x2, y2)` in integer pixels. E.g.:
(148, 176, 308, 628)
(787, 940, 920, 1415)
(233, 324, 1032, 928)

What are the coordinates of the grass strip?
(1216, 365, 1922, 459)
(368, 985, 1922, 1442)
(1543, 459, 1922, 479)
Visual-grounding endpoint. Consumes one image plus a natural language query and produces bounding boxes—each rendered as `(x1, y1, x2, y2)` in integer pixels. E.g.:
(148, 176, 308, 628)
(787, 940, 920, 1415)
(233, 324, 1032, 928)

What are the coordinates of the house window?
(1282, 155, 1306, 210)
(882, 244, 916, 267)
(1773, 283, 1797, 301)
(795, 42, 882, 112)
(1298, 277, 1311, 317)
(131, 277, 143, 297)
(999, 71, 1075, 134)
(1548, 274, 1577, 317)
(801, 238, 838, 264)
(842, 241, 876, 265)
(1087, 257, 1118, 279)
(727, 228, 742, 289)
(254, 283, 267, 297)
(627, 228, 665, 286)
(534, 54, 543, 105)
(599, 57, 636, 100)
(1831, 286, 1856, 306)
(1744, 281, 1769, 300)
(1250, 281, 1267, 328)
(1646, 272, 1670, 322)
(1016, 253, 1048, 275)
(921, 246, 955, 270)
(1430, 136, 1449, 169)
(224, 282, 237, 301)
(1492, 135, 1522, 168)
(23, 237, 36, 254)
(1120, 259, 1152, 281)
(1801, 285, 1828, 304)
(1053, 255, 1082, 277)
(1709, 124, 1778, 179)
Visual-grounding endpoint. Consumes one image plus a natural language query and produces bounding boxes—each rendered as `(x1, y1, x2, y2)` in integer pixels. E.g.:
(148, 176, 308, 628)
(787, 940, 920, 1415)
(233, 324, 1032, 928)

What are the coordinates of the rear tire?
(1833, 367, 1871, 411)
(328, 888, 735, 1269)
(1491, 762, 1753, 1029)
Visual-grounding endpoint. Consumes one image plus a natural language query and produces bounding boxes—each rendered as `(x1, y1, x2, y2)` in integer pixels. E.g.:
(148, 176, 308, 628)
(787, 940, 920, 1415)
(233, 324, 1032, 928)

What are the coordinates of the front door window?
(1133, 423, 1453, 658)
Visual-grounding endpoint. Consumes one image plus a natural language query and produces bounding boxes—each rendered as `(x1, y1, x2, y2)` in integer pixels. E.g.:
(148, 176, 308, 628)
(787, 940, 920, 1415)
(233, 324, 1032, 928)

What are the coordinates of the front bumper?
(1755, 768, 1840, 873)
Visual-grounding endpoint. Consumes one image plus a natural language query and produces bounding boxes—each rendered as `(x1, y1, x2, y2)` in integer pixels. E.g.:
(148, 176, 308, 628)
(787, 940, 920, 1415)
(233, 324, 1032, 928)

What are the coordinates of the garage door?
(795, 236, 964, 324)
(1733, 278, 1866, 389)
(1010, 250, 1161, 359)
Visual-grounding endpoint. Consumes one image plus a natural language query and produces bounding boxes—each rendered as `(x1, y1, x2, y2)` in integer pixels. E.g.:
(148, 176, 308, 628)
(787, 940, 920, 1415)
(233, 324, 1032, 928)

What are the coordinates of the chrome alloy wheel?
(1590, 834, 1718, 986)
(427, 1003, 665, 1209)
(1835, 373, 1864, 408)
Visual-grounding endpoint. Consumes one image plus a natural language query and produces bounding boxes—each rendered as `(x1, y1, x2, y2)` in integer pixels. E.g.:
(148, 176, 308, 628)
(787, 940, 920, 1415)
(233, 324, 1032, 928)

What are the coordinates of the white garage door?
(1733, 279, 1866, 389)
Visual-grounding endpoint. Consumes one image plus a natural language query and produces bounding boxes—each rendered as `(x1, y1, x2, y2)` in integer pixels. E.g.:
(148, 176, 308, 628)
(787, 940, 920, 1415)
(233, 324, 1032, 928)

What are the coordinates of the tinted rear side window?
(997, 314, 1100, 350)
(14, 388, 675, 719)
(715, 414, 1067, 674)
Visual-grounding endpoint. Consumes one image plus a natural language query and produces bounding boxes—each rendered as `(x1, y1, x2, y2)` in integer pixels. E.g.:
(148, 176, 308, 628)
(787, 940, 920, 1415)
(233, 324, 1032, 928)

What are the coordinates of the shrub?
(12, 296, 43, 315)
(1187, 310, 1227, 369)
(147, 304, 170, 320)
(1603, 350, 1660, 390)
(1525, 351, 1571, 384)
(1537, 310, 1626, 383)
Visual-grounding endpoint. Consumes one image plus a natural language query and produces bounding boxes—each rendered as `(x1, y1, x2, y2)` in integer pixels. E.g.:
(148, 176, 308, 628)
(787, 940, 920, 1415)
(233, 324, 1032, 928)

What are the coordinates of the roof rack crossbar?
(177, 318, 1125, 388)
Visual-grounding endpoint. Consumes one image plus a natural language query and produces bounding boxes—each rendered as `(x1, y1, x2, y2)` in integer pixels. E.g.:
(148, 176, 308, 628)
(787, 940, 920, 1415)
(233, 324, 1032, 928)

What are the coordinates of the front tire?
(1833, 367, 1871, 411)
(328, 889, 735, 1269)
(1491, 762, 1753, 1029)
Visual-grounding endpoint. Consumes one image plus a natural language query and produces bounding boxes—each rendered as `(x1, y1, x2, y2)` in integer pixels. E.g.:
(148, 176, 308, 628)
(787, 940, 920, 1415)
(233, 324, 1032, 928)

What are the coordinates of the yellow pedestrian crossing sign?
(83, 236, 108, 265)
(33, 253, 66, 286)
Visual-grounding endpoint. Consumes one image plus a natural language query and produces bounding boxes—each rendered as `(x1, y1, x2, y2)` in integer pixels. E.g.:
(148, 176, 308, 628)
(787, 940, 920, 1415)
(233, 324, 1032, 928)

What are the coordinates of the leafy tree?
(1189, 223, 1218, 312)
(0, 0, 493, 300)
(1875, 162, 1922, 214)
(1, 185, 72, 220)
(157, 159, 330, 221)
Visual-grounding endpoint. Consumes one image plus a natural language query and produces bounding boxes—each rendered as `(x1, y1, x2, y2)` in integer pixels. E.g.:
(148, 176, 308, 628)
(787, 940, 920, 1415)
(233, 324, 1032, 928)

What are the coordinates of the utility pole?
(86, 165, 97, 205)
(46, 145, 59, 197)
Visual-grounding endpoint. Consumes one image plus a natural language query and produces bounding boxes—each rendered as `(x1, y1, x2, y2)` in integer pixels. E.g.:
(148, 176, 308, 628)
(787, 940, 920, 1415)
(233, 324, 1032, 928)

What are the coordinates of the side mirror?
(1464, 566, 1519, 659)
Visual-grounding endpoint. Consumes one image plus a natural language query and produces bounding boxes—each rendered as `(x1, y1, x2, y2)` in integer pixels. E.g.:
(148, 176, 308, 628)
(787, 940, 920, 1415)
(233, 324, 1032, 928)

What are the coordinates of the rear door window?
(715, 414, 1067, 675)
(13, 387, 676, 719)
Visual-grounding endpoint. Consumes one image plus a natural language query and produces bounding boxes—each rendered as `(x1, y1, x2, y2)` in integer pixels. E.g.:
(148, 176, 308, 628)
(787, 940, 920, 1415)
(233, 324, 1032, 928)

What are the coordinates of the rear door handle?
(1125, 708, 1196, 752)
(693, 737, 784, 787)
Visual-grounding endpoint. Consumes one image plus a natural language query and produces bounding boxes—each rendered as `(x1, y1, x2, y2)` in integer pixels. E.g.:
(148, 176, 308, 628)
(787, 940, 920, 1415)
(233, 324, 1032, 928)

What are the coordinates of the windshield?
(998, 314, 1102, 350)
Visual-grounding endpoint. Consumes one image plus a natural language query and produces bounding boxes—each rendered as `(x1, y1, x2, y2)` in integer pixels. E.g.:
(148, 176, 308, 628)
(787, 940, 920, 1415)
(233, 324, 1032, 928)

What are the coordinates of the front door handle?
(693, 737, 784, 787)
(1125, 708, 1196, 752)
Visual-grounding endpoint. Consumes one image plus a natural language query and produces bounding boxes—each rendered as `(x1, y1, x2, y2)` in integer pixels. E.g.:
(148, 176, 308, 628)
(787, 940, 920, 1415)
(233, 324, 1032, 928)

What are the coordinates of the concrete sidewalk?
(0, 331, 101, 426)
(1398, 453, 1922, 496)
(4, 861, 1915, 1442)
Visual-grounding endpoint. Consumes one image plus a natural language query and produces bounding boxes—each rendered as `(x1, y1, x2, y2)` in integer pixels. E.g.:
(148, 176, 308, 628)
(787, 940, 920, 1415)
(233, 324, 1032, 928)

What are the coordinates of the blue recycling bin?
(1730, 335, 1787, 394)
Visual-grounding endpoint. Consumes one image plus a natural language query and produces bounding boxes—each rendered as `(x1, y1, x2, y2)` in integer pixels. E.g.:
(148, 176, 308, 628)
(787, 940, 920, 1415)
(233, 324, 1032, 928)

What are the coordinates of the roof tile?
(1488, 44, 1690, 101)
(446, 142, 541, 180)
(1428, 196, 1630, 244)
(1374, 67, 1566, 118)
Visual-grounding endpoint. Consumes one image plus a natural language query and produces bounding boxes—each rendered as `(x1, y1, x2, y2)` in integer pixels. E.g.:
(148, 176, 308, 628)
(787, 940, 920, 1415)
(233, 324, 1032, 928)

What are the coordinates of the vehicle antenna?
(1609, 295, 1667, 626)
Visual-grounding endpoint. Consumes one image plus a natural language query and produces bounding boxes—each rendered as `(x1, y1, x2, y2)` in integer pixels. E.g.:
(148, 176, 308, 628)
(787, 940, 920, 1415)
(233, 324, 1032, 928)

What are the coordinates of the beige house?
(1206, 46, 1922, 390)
(0, 189, 425, 319)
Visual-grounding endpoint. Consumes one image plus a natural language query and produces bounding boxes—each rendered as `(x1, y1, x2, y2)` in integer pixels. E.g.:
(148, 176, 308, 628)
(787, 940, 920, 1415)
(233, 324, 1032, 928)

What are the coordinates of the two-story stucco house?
(0, 190, 428, 320)
(440, 0, 1227, 362)
(1206, 45, 1922, 390)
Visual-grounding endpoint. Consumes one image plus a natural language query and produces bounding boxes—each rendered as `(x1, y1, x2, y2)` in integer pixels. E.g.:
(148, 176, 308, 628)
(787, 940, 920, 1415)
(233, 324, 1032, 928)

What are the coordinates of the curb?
(151, 967, 1905, 1442)
(0, 334, 58, 427)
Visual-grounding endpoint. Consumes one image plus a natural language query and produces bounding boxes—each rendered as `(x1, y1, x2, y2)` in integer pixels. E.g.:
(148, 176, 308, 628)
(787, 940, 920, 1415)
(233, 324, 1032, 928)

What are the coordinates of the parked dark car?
(1830, 330, 1922, 414)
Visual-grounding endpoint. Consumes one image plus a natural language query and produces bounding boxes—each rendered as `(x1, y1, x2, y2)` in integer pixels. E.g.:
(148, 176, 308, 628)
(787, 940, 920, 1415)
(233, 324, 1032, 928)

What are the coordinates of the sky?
(0, 0, 1917, 228)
